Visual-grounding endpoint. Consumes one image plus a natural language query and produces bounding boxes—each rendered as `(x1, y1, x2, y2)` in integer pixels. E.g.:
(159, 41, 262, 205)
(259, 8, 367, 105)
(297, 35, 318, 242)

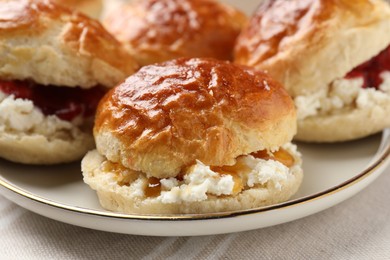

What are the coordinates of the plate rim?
(1, 130, 389, 221)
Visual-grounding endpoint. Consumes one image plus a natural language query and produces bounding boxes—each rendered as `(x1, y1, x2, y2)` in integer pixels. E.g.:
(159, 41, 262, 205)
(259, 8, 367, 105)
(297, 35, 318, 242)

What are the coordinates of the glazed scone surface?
(94, 58, 297, 178)
(104, 0, 247, 66)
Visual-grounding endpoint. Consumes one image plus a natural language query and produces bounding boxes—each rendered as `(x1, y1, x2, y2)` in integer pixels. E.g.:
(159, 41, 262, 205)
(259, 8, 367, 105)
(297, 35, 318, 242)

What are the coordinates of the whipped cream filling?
(0, 91, 86, 138)
(295, 71, 390, 120)
(103, 143, 302, 204)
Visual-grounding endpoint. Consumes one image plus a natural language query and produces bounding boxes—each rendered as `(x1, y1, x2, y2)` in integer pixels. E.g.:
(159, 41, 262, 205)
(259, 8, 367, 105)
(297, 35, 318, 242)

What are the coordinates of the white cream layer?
(100, 143, 302, 204)
(0, 91, 85, 138)
(295, 71, 390, 120)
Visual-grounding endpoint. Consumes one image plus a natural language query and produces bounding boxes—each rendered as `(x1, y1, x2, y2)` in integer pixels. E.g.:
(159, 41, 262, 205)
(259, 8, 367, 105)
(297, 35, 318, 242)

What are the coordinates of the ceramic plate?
(0, 129, 389, 236)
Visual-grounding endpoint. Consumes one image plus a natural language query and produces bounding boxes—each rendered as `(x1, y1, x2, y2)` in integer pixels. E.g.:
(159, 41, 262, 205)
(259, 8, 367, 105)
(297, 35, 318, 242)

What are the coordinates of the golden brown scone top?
(235, 0, 329, 66)
(235, 0, 383, 66)
(0, 0, 138, 87)
(234, 0, 390, 96)
(95, 58, 296, 178)
(104, 0, 247, 66)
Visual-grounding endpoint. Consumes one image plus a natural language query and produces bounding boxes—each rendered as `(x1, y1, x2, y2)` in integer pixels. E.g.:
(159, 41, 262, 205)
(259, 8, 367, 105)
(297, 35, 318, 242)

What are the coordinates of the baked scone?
(49, 0, 103, 18)
(0, 0, 138, 164)
(234, 0, 390, 142)
(82, 58, 303, 214)
(103, 0, 248, 66)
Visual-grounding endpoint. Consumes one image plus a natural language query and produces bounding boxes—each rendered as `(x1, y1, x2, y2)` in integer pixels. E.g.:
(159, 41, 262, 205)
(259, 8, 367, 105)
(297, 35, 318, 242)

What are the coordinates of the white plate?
(0, 129, 389, 236)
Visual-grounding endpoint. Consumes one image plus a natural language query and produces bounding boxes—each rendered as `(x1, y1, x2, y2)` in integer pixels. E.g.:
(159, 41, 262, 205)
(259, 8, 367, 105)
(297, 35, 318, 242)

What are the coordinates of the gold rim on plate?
(0, 129, 389, 221)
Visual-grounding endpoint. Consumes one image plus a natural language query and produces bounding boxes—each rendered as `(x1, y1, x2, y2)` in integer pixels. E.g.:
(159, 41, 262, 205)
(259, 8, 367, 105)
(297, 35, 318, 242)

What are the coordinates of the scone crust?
(104, 0, 247, 66)
(0, 124, 94, 165)
(234, 0, 390, 96)
(0, 0, 138, 88)
(295, 100, 390, 142)
(94, 58, 297, 178)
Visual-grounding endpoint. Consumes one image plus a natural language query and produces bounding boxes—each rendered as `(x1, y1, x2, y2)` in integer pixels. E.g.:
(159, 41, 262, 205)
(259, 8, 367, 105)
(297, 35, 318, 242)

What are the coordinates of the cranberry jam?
(345, 44, 390, 89)
(0, 80, 106, 121)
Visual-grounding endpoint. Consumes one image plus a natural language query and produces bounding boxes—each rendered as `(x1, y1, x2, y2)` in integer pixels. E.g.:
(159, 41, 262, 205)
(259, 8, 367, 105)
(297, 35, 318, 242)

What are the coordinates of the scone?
(82, 58, 303, 214)
(103, 0, 248, 66)
(49, 0, 103, 18)
(234, 0, 390, 142)
(0, 0, 138, 164)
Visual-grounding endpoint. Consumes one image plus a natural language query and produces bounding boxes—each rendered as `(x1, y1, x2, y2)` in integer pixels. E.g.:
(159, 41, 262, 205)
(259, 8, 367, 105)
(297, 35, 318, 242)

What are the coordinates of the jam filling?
(345, 44, 390, 89)
(251, 148, 294, 168)
(145, 177, 162, 198)
(142, 148, 295, 198)
(0, 80, 106, 121)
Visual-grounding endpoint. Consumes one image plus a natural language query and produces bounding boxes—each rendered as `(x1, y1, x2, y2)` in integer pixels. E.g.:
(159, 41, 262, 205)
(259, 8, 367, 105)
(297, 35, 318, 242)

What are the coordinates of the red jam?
(0, 80, 106, 121)
(345, 44, 390, 89)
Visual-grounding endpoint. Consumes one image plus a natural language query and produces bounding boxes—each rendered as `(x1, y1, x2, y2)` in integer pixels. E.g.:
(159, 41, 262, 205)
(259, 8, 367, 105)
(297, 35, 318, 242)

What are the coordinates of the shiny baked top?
(94, 58, 297, 178)
(0, 0, 137, 87)
(104, 0, 247, 66)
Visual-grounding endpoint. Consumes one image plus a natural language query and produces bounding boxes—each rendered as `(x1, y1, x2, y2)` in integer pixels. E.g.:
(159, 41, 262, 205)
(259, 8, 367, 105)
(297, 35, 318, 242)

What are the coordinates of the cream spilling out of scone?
(82, 58, 303, 214)
(234, 0, 390, 142)
(0, 0, 138, 164)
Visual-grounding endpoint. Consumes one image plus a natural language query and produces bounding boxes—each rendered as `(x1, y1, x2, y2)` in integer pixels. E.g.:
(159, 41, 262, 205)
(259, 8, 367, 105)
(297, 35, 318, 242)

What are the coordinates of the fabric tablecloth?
(1, 164, 389, 259)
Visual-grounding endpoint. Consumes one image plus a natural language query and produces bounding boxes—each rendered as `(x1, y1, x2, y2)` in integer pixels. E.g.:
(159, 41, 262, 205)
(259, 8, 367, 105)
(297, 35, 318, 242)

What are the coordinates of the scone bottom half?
(82, 58, 304, 214)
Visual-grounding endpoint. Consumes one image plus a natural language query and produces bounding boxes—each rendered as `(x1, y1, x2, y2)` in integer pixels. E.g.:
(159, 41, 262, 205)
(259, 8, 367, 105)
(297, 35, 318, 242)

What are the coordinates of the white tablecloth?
(1, 164, 389, 259)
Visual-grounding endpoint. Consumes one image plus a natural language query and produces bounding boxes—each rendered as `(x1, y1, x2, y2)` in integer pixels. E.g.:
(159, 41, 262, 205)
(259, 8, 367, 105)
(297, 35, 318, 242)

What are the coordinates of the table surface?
(1, 163, 389, 259)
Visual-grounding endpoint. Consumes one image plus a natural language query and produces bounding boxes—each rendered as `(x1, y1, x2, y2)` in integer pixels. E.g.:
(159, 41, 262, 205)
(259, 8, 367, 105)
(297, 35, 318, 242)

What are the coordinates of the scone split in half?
(82, 58, 303, 214)
(0, 0, 138, 164)
(235, 0, 390, 142)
